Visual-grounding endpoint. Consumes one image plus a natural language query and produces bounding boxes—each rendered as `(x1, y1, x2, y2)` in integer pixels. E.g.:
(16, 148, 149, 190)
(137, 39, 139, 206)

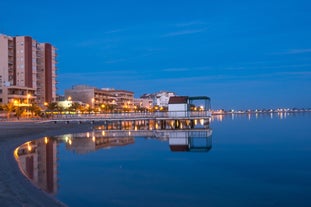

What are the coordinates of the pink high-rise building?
(0, 34, 57, 106)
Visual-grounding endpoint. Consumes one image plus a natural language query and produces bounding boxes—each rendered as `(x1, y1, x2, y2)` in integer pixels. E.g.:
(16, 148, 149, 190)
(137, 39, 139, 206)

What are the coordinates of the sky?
(1, 0, 311, 109)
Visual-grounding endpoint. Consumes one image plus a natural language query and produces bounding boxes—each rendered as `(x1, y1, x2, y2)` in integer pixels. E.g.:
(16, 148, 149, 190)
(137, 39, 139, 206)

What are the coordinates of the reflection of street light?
(68, 96, 72, 101)
(101, 104, 106, 113)
(27, 143, 32, 151)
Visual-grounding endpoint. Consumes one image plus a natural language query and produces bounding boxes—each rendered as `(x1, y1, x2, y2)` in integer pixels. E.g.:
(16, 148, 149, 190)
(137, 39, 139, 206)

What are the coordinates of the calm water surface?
(16, 113, 311, 207)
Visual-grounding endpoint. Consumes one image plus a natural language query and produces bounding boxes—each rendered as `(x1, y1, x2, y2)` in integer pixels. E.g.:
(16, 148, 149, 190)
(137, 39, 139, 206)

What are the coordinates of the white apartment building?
(153, 91, 176, 107)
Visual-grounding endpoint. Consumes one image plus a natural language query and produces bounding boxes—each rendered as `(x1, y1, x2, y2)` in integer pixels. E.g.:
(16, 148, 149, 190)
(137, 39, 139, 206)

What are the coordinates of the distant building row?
(64, 85, 177, 111)
(0, 34, 57, 106)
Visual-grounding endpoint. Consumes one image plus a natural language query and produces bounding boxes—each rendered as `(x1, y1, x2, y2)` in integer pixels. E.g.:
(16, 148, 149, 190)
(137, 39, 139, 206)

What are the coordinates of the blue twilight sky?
(1, 0, 311, 109)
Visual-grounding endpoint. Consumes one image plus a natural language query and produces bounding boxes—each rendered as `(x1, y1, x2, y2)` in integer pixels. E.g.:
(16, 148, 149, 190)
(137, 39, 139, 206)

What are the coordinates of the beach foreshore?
(0, 120, 100, 207)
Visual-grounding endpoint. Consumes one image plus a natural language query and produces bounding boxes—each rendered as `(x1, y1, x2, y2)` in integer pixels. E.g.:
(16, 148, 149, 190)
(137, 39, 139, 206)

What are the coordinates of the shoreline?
(0, 121, 101, 207)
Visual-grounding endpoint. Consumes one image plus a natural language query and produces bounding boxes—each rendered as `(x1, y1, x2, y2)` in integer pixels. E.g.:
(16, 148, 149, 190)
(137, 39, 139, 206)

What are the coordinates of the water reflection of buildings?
(15, 121, 212, 195)
(80, 128, 213, 153)
(63, 134, 135, 154)
(167, 130, 212, 152)
(91, 120, 213, 152)
(14, 137, 58, 194)
(59, 127, 212, 154)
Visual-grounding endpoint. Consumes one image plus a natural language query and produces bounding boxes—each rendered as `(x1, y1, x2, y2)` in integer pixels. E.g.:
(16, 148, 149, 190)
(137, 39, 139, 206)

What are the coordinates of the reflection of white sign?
(168, 132, 188, 145)
(167, 130, 213, 152)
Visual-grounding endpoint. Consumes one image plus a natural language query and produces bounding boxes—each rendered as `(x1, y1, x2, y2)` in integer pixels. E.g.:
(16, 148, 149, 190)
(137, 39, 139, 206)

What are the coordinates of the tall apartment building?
(0, 34, 57, 106)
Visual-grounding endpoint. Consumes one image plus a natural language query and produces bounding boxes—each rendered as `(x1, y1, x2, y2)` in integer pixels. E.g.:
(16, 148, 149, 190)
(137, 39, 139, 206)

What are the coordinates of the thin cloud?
(224, 63, 311, 71)
(272, 49, 311, 55)
(75, 39, 99, 47)
(58, 71, 143, 83)
(285, 49, 311, 54)
(162, 28, 207, 37)
(103, 28, 125, 34)
(104, 53, 153, 64)
(75, 38, 119, 48)
(175, 21, 207, 27)
(162, 67, 189, 72)
(276, 71, 311, 76)
(104, 58, 129, 64)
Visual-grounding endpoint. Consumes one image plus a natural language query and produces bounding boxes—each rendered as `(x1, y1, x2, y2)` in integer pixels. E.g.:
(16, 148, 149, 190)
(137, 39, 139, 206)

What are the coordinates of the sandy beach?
(0, 120, 100, 207)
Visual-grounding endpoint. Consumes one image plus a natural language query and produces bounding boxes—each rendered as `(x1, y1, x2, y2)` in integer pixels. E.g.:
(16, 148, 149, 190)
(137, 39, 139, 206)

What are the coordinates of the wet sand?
(0, 121, 99, 207)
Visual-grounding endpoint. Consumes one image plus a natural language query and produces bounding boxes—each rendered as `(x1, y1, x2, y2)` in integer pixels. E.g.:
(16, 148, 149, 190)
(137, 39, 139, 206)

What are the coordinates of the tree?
(29, 103, 42, 117)
(3, 102, 16, 119)
(47, 102, 58, 112)
(79, 105, 88, 114)
(68, 102, 81, 113)
(15, 106, 25, 119)
(57, 105, 64, 114)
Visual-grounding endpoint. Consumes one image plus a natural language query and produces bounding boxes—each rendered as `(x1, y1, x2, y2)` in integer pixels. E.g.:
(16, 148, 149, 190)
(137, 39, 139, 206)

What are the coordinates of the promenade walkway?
(43, 110, 212, 123)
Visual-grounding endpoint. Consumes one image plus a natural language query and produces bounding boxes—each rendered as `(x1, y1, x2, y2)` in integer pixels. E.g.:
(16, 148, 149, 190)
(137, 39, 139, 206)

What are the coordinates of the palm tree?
(29, 103, 42, 117)
(15, 106, 25, 120)
(47, 102, 58, 112)
(68, 102, 81, 113)
(3, 102, 16, 119)
(56, 105, 64, 114)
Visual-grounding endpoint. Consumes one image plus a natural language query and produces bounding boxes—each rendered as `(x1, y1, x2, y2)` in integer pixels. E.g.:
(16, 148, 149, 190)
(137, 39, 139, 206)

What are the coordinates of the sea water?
(16, 113, 311, 207)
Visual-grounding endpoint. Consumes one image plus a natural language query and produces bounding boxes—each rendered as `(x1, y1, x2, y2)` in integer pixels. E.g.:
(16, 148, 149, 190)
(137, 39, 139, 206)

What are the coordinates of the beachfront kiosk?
(167, 96, 211, 129)
(168, 96, 211, 118)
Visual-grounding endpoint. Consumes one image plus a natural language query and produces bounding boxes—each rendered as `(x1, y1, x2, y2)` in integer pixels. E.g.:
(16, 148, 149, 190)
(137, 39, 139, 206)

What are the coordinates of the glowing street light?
(27, 94, 31, 105)
(91, 98, 95, 108)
